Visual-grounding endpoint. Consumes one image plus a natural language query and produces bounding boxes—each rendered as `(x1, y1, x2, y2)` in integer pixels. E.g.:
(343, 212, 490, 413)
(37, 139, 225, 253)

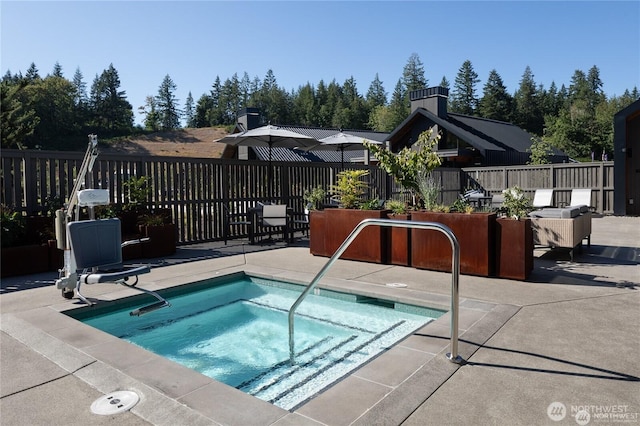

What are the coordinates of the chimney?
(236, 107, 260, 130)
(410, 86, 449, 117)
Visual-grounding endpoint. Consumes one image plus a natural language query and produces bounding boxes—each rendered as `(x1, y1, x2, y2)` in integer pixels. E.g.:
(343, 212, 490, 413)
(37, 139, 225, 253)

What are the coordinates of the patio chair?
(223, 204, 253, 245)
(292, 203, 312, 237)
(257, 204, 290, 243)
(491, 194, 505, 213)
(532, 189, 554, 209)
(568, 188, 594, 212)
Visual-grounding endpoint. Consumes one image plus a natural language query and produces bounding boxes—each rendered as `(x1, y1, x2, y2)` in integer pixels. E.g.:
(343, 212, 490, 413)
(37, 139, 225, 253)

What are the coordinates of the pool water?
(71, 275, 444, 410)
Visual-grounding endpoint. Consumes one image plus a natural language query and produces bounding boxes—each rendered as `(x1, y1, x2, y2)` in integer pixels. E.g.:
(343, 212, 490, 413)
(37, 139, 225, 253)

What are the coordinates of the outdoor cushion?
(528, 207, 582, 219)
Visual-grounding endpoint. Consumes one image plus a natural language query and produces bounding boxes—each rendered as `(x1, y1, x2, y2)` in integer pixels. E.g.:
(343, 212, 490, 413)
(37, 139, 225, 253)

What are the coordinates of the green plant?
(432, 204, 451, 213)
(122, 176, 151, 211)
(527, 136, 553, 165)
(1, 204, 26, 247)
(360, 198, 383, 210)
(501, 186, 533, 219)
(329, 170, 369, 209)
(385, 199, 408, 215)
(417, 170, 441, 210)
(365, 128, 442, 204)
(303, 186, 326, 210)
(139, 213, 165, 226)
(450, 197, 474, 214)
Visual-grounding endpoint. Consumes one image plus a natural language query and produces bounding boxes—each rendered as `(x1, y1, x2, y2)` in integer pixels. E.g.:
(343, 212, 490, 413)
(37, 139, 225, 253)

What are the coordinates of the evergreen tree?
(139, 95, 160, 131)
(1, 79, 39, 149)
(25, 63, 40, 81)
(388, 78, 408, 129)
(209, 76, 224, 126)
(513, 66, 543, 135)
(366, 73, 387, 108)
(439, 76, 450, 89)
(240, 72, 252, 107)
(194, 93, 213, 128)
(51, 62, 63, 78)
(184, 91, 195, 128)
(155, 74, 181, 130)
(318, 79, 341, 127)
(402, 53, 427, 93)
(72, 68, 87, 106)
(293, 82, 317, 126)
(89, 64, 134, 135)
(478, 69, 512, 121)
(450, 60, 480, 115)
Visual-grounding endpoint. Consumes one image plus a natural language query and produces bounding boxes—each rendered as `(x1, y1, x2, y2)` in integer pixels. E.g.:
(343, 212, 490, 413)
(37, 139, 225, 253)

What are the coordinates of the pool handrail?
(288, 218, 464, 365)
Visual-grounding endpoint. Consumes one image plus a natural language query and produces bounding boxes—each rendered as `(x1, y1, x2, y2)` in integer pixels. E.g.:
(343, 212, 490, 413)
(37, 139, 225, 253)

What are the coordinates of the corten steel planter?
(140, 224, 177, 258)
(309, 210, 327, 256)
(1, 244, 50, 278)
(495, 218, 533, 280)
(411, 211, 497, 276)
(311, 209, 390, 263)
(387, 212, 411, 266)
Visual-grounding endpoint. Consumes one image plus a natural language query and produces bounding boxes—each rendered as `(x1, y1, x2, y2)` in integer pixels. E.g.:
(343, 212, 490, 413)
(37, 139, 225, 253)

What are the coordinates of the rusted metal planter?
(309, 210, 326, 256)
(411, 211, 497, 276)
(495, 218, 533, 280)
(387, 212, 412, 266)
(140, 224, 177, 258)
(309, 209, 390, 263)
(1, 244, 50, 278)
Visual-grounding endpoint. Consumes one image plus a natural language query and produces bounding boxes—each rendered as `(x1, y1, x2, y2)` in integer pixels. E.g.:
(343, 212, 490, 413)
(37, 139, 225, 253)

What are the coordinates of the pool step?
(244, 320, 407, 409)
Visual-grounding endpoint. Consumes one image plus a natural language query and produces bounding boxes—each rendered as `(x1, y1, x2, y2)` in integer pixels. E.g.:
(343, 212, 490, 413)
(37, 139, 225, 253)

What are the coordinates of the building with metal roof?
(221, 108, 389, 164)
(387, 86, 568, 166)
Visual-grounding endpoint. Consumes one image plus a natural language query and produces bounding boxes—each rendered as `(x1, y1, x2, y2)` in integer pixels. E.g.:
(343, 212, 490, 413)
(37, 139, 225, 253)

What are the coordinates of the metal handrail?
(288, 218, 464, 365)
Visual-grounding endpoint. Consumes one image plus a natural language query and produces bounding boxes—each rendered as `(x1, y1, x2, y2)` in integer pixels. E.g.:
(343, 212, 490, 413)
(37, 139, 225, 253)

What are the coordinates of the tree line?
(2, 54, 637, 159)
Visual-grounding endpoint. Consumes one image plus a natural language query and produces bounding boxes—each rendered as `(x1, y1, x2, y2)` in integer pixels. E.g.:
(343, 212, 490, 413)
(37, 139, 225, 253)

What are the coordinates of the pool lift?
(54, 134, 170, 316)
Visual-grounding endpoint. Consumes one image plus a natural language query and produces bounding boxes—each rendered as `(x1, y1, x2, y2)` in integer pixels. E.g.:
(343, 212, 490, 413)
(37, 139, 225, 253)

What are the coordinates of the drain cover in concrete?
(91, 391, 139, 415)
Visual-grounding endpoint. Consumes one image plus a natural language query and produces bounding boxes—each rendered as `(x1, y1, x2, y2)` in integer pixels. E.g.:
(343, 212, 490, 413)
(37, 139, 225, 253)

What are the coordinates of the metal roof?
(250, 126, 389, 163)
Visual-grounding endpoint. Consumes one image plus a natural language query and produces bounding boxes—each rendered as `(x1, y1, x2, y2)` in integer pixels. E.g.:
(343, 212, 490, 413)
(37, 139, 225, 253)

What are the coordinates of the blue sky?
(2, 1, 638, 126)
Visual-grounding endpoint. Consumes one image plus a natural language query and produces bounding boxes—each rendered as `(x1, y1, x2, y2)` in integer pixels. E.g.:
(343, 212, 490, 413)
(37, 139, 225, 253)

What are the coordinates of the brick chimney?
(410, 86, 449, 117)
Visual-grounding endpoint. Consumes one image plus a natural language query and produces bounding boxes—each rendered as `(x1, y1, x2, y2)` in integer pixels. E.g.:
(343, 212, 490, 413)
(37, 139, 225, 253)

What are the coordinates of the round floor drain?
(91, 391, 139, 415)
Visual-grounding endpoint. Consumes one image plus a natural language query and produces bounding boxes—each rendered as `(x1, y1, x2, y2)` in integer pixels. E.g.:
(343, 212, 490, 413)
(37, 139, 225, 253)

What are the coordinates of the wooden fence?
(462, 162, 614, 214)
(1, 149, 612, 244)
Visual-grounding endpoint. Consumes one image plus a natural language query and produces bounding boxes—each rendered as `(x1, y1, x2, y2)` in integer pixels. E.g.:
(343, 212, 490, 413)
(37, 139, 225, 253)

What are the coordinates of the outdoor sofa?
(528, 205, 592, 260)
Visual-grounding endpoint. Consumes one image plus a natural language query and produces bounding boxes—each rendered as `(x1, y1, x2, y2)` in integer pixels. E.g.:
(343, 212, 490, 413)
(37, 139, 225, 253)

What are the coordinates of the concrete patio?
(1, 215, 638, 425)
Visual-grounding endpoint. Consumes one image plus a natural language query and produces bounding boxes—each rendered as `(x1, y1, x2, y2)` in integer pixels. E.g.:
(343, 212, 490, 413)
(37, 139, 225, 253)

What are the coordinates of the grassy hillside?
(100, 127, 229, 158)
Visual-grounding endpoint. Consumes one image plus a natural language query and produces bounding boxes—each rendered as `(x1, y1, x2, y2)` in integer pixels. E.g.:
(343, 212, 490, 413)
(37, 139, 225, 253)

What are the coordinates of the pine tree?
(25, 63, 40, 81)
(89, 64, 133, 135)
(402, 53, 427, 93)
(184, 92, 195, 128)
(513, 66, 543, 135)
(439, 76, 450, 89)
(366, 73, 387, 108)
(450, 60, 480, 115)
(155, 74, 181, 130)
(478, 69, 512, 121)
(1, 80, 39, 149)
(51, 62, 63, 78)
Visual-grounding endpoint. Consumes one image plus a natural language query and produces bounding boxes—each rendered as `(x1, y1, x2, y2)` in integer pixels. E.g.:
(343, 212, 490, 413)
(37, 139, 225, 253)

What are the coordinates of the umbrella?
(216, 124, 319, 198)
(305, 132, 384, 167)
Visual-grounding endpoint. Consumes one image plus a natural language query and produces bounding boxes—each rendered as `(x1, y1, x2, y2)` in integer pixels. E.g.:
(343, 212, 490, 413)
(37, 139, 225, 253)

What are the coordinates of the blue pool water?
(71, 274, 444, 410)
